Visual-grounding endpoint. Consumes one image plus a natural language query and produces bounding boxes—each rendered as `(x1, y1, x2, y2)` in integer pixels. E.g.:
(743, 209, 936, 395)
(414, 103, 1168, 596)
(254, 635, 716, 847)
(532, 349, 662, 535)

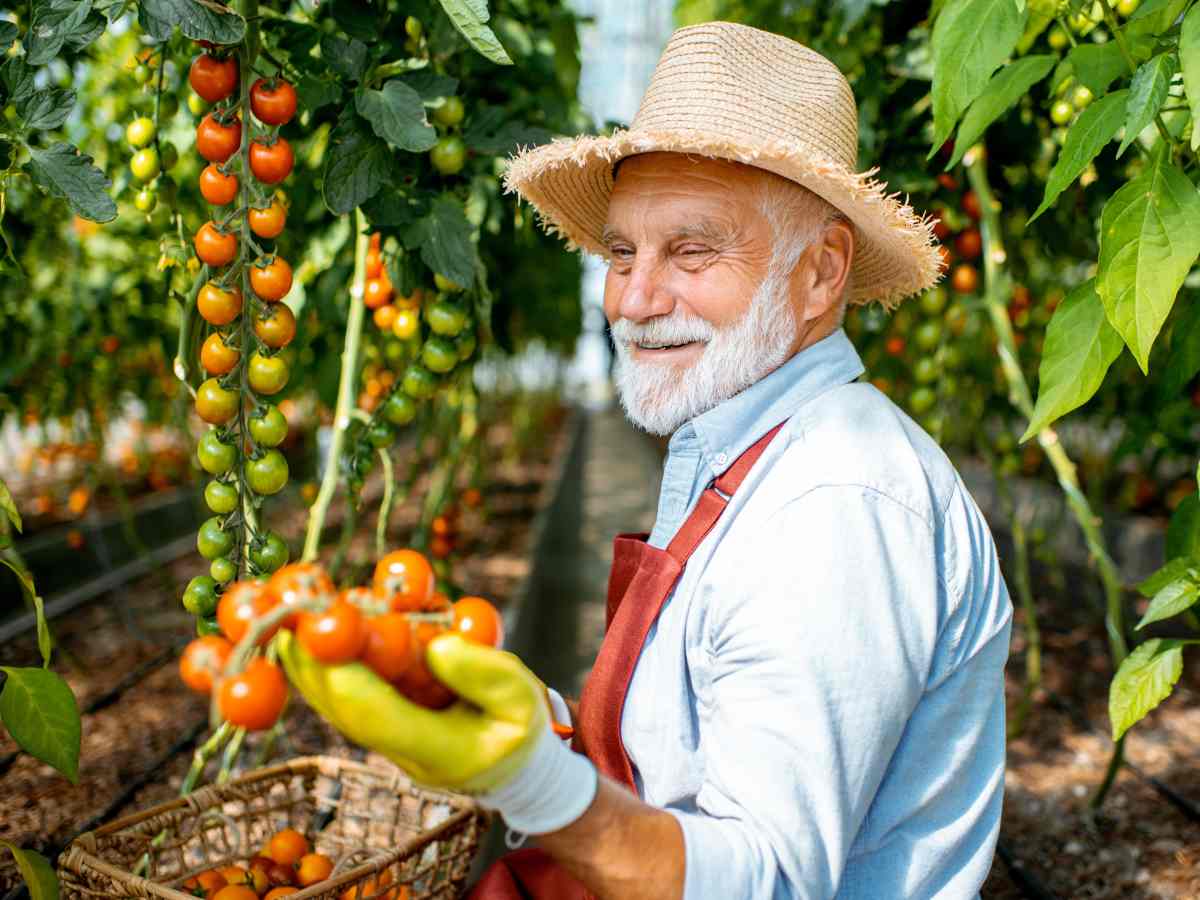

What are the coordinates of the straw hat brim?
(503, 128, 943, 309)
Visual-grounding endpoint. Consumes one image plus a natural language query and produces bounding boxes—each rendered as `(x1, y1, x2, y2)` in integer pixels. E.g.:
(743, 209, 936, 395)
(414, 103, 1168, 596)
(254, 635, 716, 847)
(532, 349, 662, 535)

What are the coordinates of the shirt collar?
(677, 328, 866, 476)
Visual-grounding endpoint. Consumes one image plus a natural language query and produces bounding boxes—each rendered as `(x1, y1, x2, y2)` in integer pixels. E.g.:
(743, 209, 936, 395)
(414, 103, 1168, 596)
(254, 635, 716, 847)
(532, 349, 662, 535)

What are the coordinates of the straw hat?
(504, 21, 942, 308)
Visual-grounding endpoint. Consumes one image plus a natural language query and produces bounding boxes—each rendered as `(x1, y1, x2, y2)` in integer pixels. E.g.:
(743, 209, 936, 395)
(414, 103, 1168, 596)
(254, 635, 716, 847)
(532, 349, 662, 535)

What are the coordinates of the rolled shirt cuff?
(478, 724, 598, 834)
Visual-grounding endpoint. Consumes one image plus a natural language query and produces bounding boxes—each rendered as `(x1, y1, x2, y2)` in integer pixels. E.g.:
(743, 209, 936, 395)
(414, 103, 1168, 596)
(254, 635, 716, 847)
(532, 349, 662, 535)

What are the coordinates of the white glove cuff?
(545, 687, 572, 730)
(478, 723, 598, 835)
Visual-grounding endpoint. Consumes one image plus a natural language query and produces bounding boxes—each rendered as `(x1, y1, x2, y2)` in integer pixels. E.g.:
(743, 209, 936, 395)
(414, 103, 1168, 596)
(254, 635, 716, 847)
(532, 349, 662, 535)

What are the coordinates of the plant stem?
(181, 721, 233, 797)
(375, 447, 395, 560)
(1098, 0, 1176, 150)
(216, 726, 246, 784)
(964, 147, 1129, 806)
(303, 208, 370, 561)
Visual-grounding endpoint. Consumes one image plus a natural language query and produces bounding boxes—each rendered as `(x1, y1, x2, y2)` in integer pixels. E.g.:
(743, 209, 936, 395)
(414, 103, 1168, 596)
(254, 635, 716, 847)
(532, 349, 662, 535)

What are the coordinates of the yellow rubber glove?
(277, 630, 596, 833)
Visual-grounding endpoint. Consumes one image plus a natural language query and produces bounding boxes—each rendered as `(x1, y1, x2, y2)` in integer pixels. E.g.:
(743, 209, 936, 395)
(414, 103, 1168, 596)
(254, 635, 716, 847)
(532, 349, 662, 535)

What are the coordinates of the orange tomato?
(373, 549, 435, 611)
(266, 828, 310, 867)
(217, 581, 276, 645)
(296, 853, 334, 887)
(182, 870, 227, 897)
(179, 635, 234, 694)
(296, 599, 368, 664)
(393, 622, 456, 709)
(362, 612, 415, 682)
(266, 562, 335, 629)
(211, 886, 259, 900)
(452, 596, 504, 648)
(373, 304, 397, 330)
(201, 332, 240, 376)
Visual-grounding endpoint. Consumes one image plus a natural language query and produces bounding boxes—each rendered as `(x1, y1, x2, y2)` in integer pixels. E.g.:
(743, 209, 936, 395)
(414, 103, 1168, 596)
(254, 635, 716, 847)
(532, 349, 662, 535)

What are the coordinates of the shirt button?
(714, 452, 728, 467)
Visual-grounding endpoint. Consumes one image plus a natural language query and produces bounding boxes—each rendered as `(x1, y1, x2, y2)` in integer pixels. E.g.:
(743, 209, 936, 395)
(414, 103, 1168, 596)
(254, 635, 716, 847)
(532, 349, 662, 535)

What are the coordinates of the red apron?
(468, 424, 784, 899)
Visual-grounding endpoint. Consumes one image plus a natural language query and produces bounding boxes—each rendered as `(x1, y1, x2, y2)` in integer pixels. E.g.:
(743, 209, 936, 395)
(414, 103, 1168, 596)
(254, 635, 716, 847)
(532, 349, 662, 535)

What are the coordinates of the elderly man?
(285, 20, 1012, 900)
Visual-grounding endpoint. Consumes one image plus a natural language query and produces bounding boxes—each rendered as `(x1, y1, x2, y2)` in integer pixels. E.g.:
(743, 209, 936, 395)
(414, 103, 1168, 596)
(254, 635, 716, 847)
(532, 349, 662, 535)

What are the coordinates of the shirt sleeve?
(666, 484, 1007, 900)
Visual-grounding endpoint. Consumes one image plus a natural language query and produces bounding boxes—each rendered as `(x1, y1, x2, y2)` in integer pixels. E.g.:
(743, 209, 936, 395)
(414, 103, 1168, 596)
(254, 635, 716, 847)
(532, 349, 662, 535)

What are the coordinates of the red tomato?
(452, 596, 504, 648)
(265, 562, 334, 629)
(196, 113, 242, 163)
(296, 599, 368, 664)
(199, 164, 238, 206)
(194, 222, 237, 267)
(218, 657, 287, 731)
(216, 581, 276, 645)
(179, 635, 234, 694)
(189, 54, 238, 103)
(394, 622, 456, 709)
(249, 199, 287, 239)
(249, 137, 294, 184)
(251, 257, 293, 302)
(362, 612, 415, 681)
(364, 274, 393, 309)
(373, 549, 435, 611)
(254, 302, 296, 349)
(201, 332, 239, 375)
(250, 78, 298, 126)
(198, 282, 243, 326)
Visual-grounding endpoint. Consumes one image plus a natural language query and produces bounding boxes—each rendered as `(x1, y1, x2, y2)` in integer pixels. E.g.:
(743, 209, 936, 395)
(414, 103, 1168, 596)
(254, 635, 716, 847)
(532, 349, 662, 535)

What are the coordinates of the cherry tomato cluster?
(184, 42, 301, 619)
(179, 828, 403, 900)
(123, 48, 181, 215)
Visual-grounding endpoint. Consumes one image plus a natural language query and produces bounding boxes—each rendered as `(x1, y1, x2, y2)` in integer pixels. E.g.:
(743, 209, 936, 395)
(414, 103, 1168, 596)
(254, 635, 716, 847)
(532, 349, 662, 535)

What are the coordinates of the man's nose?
(614, 258, 674, 323)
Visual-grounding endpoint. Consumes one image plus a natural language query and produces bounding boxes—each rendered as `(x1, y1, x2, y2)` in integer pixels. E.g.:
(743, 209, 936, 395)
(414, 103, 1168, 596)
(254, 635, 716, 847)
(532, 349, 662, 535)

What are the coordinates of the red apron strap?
(664, 422, 785, 565)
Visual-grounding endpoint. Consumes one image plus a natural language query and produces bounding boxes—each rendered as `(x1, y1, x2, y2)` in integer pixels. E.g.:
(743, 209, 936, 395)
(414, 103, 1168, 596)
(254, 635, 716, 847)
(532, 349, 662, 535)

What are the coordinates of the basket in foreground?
(58, 755, 489, 899)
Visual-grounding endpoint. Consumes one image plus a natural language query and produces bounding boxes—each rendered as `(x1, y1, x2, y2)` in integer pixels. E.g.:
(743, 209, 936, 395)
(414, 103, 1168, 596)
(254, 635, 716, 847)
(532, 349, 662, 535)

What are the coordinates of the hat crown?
(631, 21, 859, 169)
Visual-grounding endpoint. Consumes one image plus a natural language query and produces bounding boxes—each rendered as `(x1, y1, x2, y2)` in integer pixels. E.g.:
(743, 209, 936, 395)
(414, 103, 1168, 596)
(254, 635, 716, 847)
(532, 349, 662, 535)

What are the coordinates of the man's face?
(601, 153, 800, 436)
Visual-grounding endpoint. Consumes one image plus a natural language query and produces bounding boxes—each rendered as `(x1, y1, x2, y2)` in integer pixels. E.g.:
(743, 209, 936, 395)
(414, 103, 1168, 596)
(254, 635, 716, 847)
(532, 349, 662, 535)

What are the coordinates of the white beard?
(611, 268, 798, 436)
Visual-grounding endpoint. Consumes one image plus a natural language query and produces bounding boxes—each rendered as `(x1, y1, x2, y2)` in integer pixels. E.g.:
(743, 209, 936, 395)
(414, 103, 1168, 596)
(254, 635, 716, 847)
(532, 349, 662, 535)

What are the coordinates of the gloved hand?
(276, 630, 596, 834)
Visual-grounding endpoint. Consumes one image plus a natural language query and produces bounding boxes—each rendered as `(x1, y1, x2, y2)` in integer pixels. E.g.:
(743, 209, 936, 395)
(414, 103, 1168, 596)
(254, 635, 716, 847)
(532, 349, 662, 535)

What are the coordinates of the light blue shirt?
(621, 329, 1012, 899)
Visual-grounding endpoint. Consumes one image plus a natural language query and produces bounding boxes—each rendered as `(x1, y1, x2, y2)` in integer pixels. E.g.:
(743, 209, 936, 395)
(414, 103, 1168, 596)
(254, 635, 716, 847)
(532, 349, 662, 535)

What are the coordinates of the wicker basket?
(58, 755, 489, 899)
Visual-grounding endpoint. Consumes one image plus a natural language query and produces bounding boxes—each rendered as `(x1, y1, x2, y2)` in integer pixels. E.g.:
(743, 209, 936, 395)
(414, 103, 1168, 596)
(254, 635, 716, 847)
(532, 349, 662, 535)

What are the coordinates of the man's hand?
(276, 630, 597, 833)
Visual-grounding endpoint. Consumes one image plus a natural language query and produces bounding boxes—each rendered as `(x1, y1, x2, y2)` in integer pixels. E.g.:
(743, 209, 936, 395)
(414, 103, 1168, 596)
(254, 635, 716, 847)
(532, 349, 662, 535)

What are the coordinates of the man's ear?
(793, 218, 855, 322)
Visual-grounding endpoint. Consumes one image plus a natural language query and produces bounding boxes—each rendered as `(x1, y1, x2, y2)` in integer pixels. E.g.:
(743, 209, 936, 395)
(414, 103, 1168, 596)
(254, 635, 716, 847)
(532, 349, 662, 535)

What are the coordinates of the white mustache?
(611, 314, 715, 348)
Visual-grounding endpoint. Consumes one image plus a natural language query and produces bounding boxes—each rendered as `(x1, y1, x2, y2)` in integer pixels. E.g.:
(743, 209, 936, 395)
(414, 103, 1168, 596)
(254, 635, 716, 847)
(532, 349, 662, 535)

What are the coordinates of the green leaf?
(331, 0, 380, 43)
(1181, 4, 1200, 150)
(404, 195, 477, 289)
(1029, 90, 1127, 222)
(26, 0, 93, 65)
(1136, 578, 1200, 629)
(296, 75, 342, 113)
(1137, 556, 1194, 597)
(434, 0, 513, 66)
(320, 33, 370, 82)
(34, 595, 51, 669)
(355, 81, 438, 153)
(1109, 638, 1184, 739)
(1167, 493, 1200, 559)
(1097, 155, 1200, 372)
(1065, 42, 1128, 95)
(27, 143, 116, 223)
(398, 71, 460, 103)
(138, 0, 246, 44)
(1, 557, 39, 608)
(0, 843, 59, 900)
(0, 58, 37, 107)
(1119, 53, 1176, 157)
(322, 110, 397, 216)
(1160, 295, 1200, 398)
(1124, 0, 1188, 59)
(464, 105, 554, 155)
(929, 0, 1026, 153)
(949, 55, 1056, 168)
(0, 667, 80, 783)
(0, 478, 22, 533)
(1022, 280, 1124, 439)
(362, 191, 426, 228)
(0, 22, 18, 53)
(17, 88, 75, 131)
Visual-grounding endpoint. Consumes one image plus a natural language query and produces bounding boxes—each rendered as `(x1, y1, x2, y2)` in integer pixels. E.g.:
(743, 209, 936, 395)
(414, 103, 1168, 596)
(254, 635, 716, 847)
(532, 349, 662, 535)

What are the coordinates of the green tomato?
(918, 288, 947, 317)
(182, 574, 219, 617)
(367, 420, 395, 448)
(205, 479, 239, 514)
(914, 357, 939, 384)
(430, 136, 466, 175)
(909, 387, 937, 417)
(455, 331, 477, 362)
(249, 405, 288, 447)
(1049, 99, 1074, 126)
(422, 336, 459, 374)
(197, 516, 235, 560)
(250, 531, 289, 574)
(248, 352, 289, 395)
(196, 616, 222, 637)
(246, 449, 289, 496)
(126, 116, 156, 149)
(426, 300, 467, 337)
(402, 364, 438, 400)
(130, 147, 161, 183)
(1071, 85, 1094, 110)
(382, 392, 417, 426)
(914, 320, 943, 352)
(940, 345, 965, 371)
(1116, 0, 1139, 15)
(134, 187, 158, 213)
(133, 63, 152, 85)
(197, 429, 237, 475)
(210, 556, 237, 584)
(1048, 26, 1070, 49)
(433, 272, 463, 293)
(433, 96, 465, 128)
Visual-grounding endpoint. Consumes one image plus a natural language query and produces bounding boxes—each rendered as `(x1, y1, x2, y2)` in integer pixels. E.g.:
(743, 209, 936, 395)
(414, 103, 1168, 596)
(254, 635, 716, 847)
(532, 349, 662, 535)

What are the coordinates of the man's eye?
(610, 246, 634, 259)
(677, 245, 711, 256)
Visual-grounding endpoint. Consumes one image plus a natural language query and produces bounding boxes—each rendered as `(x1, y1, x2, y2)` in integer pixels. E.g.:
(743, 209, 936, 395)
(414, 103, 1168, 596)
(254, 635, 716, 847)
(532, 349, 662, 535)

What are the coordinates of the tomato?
(264, 828, 309, 866)
(211, 887, 259, 900)
(462, 487, 483, 508)
(263, 889, 298, 899)
(432, 96, 464, 128)
(218, 867, 257, 892)
(1049, 99, 1074, 126)
(210, 556, 237, 584)
(367, 421, 395, 448)
(1117, 0, 1139, 15)
(247, 449, 289, 495)
(930, 212, 950, 241)
(126, 116, 155, 148)
(455, 331, 477, 361)
(249, 199, 287, 239)
(961, 189, 982, 221)
(1072, 85, 1094, 110)
(198, 429, 237, 474)
(954, 229, 981, 261)
(884, 335, 905, 357)
(909, 387, 937, 417)
(189, 53, 238, 103)
(430, 136, 466, 175)
(266, 563, 334, 628)
(433, 272, 462, 293)
(391, 308, 419, 340)
(196, 617, 222, 638)
(248, 352, 289, 395)
(201, 332, 239, 376)
(394, 622, 456, 709)
(250, 78, 298, 125)
(396, 287, 424, 309)
(205, 480, 239, 514)
(218, 657, 287, 731)
(200, 164, 238, 205)
(402, 364, 437, 400)
(951, 263, 979, 295)
(374, 549, 435, 611)
(198, 282, 243, 325)
(249, 405, 288, 447)
(913, 357, 939, 385)
(296, 853, 333, 887)
(134, 187, 157, 213)
(429, 535, 453, 559)
(296, 599, 368, 664)
(249, 137, 294, 184)
(251, 257, 293, 302)
(364, 275, 394, 309)
(217, 580, 275, 644)
(179, 635, 233, 694)
(914, 320, 942, 352)
(453, 596, 503, 648)
(426, 301, 467, 337)
(198, 516, 235, 560)
(196, 378, 239, 424)
(339, 870, 397, 900)
(360, 612, 415, 681)
(188, 93, 210, 117)
(254, 302, 296, 349)
(182, 870, 227, 898)
(421, 337, 458, 374)
(196, 113, 242, 163)
(250, 531, 289, 574)
(374, 304, 397, 330)
(130, 147, 160, 183)
(195, 222, 238, 267)
(919, 287, 947, 316)
(366, 248, 384, 278)
(183, 574, 220, 617)
(382, 392, 417, 426)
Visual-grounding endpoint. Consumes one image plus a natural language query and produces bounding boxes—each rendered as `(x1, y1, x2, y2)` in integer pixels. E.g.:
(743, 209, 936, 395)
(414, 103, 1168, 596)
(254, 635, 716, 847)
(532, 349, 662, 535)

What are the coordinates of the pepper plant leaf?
(1029, 90, 1127, 223)
(1182, 4, 1200, 150)
(0, 843, 59, 900)
(1136, 579, 1200, 629)
(0, 666, 80, 783)
(949, 55, 1055, 168)
(1110, 638, 1184, 740)
(1119, 53, 1176, 158)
